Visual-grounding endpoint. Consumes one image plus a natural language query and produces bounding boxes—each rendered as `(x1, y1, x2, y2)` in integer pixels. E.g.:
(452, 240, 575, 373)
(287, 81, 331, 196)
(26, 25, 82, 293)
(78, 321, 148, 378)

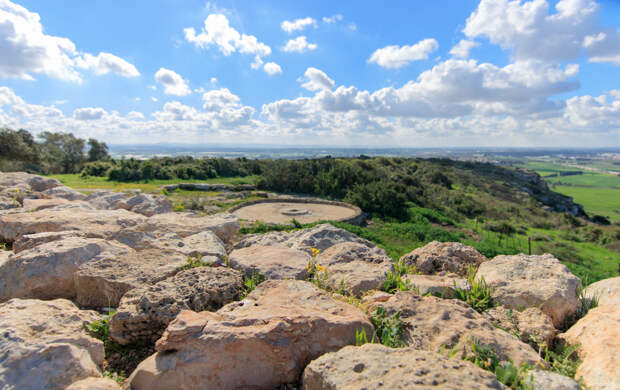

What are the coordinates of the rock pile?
(0, 171, 617, 389)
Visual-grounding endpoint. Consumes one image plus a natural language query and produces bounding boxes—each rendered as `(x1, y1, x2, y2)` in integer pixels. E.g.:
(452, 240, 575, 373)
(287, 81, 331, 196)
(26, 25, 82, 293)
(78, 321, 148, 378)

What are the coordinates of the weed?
(336, 279, 349, 296)
(382, 260, 416, 293)
(543, 343, 581, 379)
(355, 328, 373, 346)
(103, 370, 126, 384)
(291, 218, 303, 228)
(85, 310, 115, 346)
(242, 271, 264, 297)
(370, 306, 406, 348)
(454, 265, 495, 312)
(562, 282, 598, 330)
(179, 255, 208, 270)
(173, 203, 185, 212)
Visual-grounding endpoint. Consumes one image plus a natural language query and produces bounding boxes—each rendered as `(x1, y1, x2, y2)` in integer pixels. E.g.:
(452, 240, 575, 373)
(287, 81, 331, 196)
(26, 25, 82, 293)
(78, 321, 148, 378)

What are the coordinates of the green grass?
(49, 174, 258, 192)
(552, 185, 620, 222)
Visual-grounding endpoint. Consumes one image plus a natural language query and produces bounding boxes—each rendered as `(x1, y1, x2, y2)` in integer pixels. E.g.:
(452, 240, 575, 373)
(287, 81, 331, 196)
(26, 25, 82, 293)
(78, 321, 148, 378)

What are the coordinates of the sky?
(1, 0, 620, 147)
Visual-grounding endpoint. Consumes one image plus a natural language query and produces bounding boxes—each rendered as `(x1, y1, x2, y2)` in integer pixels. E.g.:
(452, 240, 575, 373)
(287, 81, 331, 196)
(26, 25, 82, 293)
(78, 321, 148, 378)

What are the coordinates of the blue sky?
(1, 0, 620, 146)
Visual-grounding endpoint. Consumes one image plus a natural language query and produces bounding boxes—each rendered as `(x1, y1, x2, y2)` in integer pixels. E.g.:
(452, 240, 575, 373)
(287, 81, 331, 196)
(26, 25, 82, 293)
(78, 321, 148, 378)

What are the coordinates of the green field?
(50, 174, 258, 192)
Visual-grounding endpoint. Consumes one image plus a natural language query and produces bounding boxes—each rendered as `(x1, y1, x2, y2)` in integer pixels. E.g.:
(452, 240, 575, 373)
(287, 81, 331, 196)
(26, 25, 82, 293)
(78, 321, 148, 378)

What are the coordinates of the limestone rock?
(141, 212, 239, 242)
(484, 306, 556, 347)
(404, 274, 467, 298)
(399, 241, 487, 276)
(476, 254, 581, 328)
(586, 276, 620, 307)
(0, 207, 146, 243)
(125, 193, 172, 216)
(128, 280, 373, 390)
(12, 230, 85, 253)
(302, 344, 507, 390)
(66, 378, 122, 390)
(74, 249, 187, 308)
(229, 245, 311, 280)
(0, 237, 132, 302)
(365, 292, 543, 367)
(85, 191, 129, 210)
(560, 305, 620, 390)
(150, 231, 227, 261)
(42, 185, 87, 201)
(316, 242, 394, 297)
(22, 197, 70, 211)
(0, 298, 104, 390)
(525, 370, 580, 390)
(235, 223, 381, 255)
(110, 267, 243, 345)
(0, 172, 61, 192)
(0, 195, 19, 210)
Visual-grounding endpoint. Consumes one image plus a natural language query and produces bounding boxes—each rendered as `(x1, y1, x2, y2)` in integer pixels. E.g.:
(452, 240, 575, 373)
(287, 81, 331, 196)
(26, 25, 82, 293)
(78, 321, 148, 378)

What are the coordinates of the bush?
(81, 161, 113, 177)
(370, 306, 406, 348)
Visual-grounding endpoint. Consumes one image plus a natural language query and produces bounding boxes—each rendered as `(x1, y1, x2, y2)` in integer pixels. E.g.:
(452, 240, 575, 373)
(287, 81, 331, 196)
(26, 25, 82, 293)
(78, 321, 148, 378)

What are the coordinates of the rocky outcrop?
(12, 230, 85, 253)
(229, 245, 311, 280)
(586, 276, 620, 307)
(235, 223, 381, 254)
(66, 378, 122, 390)
(399, 241, 487, 276)
(22, 197, 70, 211)
(404, 273, 467, 298)
(0, 237, 132, 302)
(74, 249, 188, 308)
(110, 267, 244, 345)
(476, 254, 581, 328)
(128, 280, 373, 390)
(124, 193, 172, 216)
(141, 212, 239, 242)
(525, 370, 580, 390)
(315, 242, 394, 297)
(302, 344, 507, 390)
(0, 298, 104, 390)
(149, 231, 227, 262)
(42, 185, 87, 201)
(0, 207, 146, 243)
(560, 305, 620, 390)
(365, 292, 543, 367)
(0, 172, 61, 192)
(484, 306, 556, 347)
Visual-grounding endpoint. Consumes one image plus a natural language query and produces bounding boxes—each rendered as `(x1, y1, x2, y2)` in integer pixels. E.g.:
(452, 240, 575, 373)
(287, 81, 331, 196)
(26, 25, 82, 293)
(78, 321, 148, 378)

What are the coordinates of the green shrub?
(454, 265, 495, 312)
(242, 271, 264, 297)
(370, 306, 406, 348)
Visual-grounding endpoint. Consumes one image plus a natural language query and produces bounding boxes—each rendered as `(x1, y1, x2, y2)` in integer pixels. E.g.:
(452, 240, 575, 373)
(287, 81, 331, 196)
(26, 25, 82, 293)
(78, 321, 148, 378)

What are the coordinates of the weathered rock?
(484, 306, 556, 347)
(404, 273, 467, 298)
(476, 254, 581, 328)
(0, 207, 146, 243)
(399, 241, 487, 276)
(74, 249, 187, 308)
(229, 245, 311, 280)
(85, 191, 129, 210)
(315, 242, 394, 297)
(141, 212, 239, 242)
(365, 292, 543, 367)
(12, 230, 86, 253)
(302, 344, 507, 390)
(560, 305, 620, 390)
(0, 299, 104, 390)
(151, 231, 227, 261)
(586, 276, 620, 307)
(235, 223, 381, 255)
(110, 267, 244, 345)
(0, 237, 132, 302)
(525, 370, 580, 390)
(22, 197, 70, 211)
(42, 185, 87, 201)
(66, 378, 122, 390)
(128, 280, 373, 390)
(0, 195, 20, 210)
(0, 172, 61, 192)
(125, 193, 172, 216)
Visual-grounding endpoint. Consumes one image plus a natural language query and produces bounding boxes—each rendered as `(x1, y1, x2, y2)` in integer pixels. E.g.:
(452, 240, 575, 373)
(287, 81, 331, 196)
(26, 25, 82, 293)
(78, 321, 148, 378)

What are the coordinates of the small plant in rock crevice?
(382, 260, 417, 293)
(454, 265, 495, 312)
(242, 271, 265, 298)
(355, 328, 374, 346)
(561, 281, 598, 331)
(179, 255, 209, 270)
(369, 306, 406, 348)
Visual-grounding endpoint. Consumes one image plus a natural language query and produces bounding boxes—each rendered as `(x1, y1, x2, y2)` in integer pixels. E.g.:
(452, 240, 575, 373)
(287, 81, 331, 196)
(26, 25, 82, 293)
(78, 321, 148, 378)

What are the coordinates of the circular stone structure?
(229, 198, 363, 225)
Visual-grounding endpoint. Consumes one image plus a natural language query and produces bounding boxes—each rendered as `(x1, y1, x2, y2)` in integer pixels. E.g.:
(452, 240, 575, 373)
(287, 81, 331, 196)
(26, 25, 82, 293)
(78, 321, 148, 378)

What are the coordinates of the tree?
(87, 138, 109, 162)
(39, 131, 86, 173)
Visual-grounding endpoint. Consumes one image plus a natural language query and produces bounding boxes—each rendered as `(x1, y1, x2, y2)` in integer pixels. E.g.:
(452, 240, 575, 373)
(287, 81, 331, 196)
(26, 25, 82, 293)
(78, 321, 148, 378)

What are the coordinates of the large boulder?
(109, 267, 244, 345)
(228, 245, 311, 280)
(74, 249, 188, 308)
(128, 280, 373, 390)
(85, 191, 129, 210)
(141, 212, 239, 242)
(12, 230, 85, 253)
(235, 223, 381, 255)
(404, 273, 467, 298)
(399, 241, 487, 276)
(42, 185, 87, 201)
(22, 197, 70, 211)
(302, 344, 507, 390)
(149, 231, 227, 262)
(0, 207, 146, 243)
(0, 172, 61, 192)
(66, 378, 122, 390)
(125, 193, 172, 216)
(484, 306, 556, 348)
(0, 298, 104, 390)
(560, 305, 620, 390)
(315, 242, 394, 297)
(586, 276, 620, 307)
(0, 237, 132, 302)
(365, 292, 543, 367)
(475, 254, 581, 328)
(0, 195, 19, 210)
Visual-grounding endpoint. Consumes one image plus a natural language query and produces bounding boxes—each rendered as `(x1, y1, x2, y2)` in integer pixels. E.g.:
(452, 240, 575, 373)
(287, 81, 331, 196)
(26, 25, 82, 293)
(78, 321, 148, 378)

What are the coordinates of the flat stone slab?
(228, 245, 311, 280)
(232, 201, 359, 224)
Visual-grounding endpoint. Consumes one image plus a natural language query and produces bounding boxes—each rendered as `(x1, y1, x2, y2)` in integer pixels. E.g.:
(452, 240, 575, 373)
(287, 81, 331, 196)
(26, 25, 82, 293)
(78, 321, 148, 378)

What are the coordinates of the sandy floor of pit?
(232, 202, 358, 224)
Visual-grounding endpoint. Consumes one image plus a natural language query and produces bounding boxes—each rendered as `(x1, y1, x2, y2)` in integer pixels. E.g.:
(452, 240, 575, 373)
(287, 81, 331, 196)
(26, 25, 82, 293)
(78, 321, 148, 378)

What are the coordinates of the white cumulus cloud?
(322, 15, 343, 24)
(368, 39, 439, 69)
(281, 17, 317, 33)
(449, 39, 480, 59)
(299, 67, 335, 91)
(283, 36, 318, 53)
(263, 62, 282, 75)
(73, 107, 107, 121)
(154, 68, 191, 96)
